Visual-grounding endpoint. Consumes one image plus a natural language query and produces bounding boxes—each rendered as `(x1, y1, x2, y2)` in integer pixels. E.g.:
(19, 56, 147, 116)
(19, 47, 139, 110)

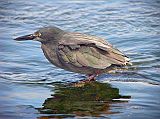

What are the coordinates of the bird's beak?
(14, 34, 36, 41)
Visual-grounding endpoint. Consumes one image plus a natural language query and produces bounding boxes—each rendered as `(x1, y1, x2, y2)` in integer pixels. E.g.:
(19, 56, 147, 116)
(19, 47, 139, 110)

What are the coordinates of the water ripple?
(0, 0, 160, 84)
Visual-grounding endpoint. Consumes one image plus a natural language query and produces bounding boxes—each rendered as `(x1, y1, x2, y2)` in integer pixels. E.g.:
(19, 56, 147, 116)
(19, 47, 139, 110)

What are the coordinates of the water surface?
(0, 0, 160, 118)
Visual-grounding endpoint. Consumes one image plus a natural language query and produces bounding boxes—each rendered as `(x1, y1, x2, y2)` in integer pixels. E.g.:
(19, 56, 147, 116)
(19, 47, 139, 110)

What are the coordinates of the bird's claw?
(71, 74, 97, 87)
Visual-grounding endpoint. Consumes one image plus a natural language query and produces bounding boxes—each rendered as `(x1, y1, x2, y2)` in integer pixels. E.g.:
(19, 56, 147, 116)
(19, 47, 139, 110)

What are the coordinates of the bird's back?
(54, 32, 131, 74)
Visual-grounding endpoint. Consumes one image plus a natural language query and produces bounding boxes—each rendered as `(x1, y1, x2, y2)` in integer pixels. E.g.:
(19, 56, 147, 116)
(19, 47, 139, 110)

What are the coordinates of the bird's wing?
(57, 32, 130, 69)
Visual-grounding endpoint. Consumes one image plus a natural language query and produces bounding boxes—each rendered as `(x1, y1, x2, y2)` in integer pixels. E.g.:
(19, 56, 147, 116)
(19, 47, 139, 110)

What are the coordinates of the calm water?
(0, 0, 160, 118)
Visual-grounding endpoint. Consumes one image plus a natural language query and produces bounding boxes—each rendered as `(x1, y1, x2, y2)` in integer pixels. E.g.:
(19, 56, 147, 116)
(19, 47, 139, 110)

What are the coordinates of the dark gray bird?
(14, 26, 131, 81)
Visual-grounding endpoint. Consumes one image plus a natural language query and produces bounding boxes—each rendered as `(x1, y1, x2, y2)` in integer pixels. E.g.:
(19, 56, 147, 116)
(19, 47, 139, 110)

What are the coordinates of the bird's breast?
(41, 44, 63, 68)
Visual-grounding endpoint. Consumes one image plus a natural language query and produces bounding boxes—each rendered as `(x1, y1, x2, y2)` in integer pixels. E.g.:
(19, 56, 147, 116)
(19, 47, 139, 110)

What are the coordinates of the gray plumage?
(14, 26, 131, 78)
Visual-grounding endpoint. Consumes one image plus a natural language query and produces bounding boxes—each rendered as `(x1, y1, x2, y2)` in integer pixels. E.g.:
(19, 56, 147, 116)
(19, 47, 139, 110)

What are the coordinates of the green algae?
(39, 81, 130, 116)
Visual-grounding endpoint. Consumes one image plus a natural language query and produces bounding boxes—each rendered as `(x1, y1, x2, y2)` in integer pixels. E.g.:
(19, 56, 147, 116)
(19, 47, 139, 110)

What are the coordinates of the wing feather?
(57, 32, 131, 69)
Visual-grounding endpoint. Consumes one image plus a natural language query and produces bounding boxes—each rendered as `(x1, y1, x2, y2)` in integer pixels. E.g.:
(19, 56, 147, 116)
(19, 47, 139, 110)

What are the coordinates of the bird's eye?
(34, 32, 41, 37)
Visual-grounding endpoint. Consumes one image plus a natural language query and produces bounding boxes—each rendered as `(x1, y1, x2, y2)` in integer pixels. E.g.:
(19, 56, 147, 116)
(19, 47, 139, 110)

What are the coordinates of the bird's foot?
(79, 74, 97, 83)
(72, 74, 97, 87)
(86, 74, 97, 82)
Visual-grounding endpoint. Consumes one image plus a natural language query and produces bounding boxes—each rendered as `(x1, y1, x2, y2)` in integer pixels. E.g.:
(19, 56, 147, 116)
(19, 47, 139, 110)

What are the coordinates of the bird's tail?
(124, 56, 132, 65)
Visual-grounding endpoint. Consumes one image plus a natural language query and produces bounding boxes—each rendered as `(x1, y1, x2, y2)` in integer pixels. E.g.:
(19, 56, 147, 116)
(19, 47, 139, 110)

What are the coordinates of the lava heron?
(14, 26, 131, 81)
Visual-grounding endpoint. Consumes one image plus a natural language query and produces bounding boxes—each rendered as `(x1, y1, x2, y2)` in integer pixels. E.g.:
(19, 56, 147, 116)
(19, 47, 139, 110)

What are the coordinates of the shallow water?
(0, 0, 160, 118)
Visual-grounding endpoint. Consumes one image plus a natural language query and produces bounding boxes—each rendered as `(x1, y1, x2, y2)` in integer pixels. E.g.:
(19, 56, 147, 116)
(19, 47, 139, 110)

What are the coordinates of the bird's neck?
(42, 31, 65, 44)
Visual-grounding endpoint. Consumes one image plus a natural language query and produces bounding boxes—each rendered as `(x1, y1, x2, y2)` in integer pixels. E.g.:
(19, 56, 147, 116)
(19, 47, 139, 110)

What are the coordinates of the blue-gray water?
(0, 0, 160, 119)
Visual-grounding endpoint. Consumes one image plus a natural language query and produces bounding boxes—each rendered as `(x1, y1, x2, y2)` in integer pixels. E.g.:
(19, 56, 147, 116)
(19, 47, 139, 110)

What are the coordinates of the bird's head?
(14, 26, 64, 43)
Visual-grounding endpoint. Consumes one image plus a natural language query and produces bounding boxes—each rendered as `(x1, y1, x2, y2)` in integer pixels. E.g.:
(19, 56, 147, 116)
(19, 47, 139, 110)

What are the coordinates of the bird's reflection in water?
(38, 81, 131, 118)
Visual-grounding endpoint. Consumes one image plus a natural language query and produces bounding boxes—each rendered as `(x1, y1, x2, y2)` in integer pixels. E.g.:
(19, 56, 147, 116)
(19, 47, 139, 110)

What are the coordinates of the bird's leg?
(78, 74, 97, 83)
(85, 70, 100, 82)
(73, 74, 98, 87)
(86, 74, 97, 82)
